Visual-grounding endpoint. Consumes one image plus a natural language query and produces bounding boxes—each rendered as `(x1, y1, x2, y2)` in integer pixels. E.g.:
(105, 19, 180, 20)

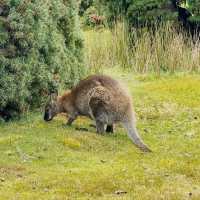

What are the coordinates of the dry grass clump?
(84, 23, 200, 73)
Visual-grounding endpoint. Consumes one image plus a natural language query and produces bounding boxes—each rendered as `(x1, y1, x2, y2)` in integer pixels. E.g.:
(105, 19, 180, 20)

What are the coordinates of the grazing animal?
(44, 75, 151, 152)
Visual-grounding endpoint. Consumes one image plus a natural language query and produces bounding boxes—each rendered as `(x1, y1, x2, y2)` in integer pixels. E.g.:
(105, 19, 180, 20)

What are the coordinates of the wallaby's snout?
(44, 93, 59, 122)
(44, 108, 53, 121)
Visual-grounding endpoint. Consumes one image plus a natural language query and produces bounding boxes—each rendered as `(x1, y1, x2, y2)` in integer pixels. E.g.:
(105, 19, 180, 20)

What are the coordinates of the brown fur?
(44, 75, 151, 152)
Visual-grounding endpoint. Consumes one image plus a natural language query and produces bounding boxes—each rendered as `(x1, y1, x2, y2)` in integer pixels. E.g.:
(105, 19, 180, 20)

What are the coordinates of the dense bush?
(127, 0, 178, 28)
(79, 0, 106, 28)
(0, 0, 85, 120)
(101, 0, 200, 30)
(102, 0, 178, 27)
(79, 0, 93, 16)
(82, 6, 105, 27)
(185, 0, 200, 27)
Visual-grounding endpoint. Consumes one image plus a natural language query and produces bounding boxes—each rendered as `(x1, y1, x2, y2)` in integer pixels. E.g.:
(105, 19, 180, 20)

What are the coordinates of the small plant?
(82, 6, 105, 27)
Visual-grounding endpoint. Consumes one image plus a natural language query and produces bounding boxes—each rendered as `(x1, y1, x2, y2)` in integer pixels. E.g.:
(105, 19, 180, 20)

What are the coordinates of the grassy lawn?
(0, 70, 200, 200)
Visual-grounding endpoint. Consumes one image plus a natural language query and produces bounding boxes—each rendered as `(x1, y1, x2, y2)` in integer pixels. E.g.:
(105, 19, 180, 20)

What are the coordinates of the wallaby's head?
(44, 93, 59, 122)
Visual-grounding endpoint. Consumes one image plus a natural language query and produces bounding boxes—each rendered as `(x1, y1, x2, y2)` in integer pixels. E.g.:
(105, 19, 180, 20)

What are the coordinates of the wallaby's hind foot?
(90, 124, 114, 133)
(96, 120, 105, 134)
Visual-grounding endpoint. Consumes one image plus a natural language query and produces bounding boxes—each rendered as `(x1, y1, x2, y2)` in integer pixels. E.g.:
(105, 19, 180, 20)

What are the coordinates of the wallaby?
(44, 75, 151, 152)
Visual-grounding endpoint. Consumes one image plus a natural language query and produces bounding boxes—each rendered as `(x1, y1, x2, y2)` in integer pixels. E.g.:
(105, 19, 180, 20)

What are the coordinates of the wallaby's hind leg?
(93, 111, 107, 134)
(96, 120, 105, 134)
(89, 97, 108, 134)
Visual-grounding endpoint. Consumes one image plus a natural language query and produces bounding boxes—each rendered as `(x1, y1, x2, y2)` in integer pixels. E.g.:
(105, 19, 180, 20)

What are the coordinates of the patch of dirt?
(0, 165, 26, 178)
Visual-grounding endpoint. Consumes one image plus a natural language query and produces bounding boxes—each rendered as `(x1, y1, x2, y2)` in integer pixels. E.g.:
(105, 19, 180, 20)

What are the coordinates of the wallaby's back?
(70, 75, 128, 116)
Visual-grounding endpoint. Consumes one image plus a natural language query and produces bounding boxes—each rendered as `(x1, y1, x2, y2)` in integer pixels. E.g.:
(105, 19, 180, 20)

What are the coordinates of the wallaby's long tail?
(123, 121, 152, 152)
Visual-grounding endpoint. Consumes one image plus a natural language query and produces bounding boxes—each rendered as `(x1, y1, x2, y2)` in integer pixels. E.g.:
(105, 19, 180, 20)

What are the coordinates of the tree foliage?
(127, 0, 178, 27)
(185, 0, 200, 25)
(100, 0, 178, 27)
(79, 0, 93, 16)
(0, 0, 85, 120)
(96, 0, 200, 29)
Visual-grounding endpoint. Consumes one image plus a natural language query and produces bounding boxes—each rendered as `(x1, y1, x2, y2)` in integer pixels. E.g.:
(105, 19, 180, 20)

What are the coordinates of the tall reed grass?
(84, 22, 200, 73)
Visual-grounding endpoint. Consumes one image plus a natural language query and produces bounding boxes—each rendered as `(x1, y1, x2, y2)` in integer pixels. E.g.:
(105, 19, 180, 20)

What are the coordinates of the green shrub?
(83, 6, 98, 26)
(79, 0, 106, 28)
(186, 0, 200, 26)
(79, 0, 94, 16)
(0, 0, 85, 120)
(102, 0, 200, 29)
(82, 6, 105, 27)
(127, 0, 178, 28)
(102, 0, 178, 27)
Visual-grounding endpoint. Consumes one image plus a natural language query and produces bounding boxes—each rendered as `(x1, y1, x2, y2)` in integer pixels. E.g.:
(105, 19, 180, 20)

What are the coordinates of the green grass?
(1, 70, 200, 199)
